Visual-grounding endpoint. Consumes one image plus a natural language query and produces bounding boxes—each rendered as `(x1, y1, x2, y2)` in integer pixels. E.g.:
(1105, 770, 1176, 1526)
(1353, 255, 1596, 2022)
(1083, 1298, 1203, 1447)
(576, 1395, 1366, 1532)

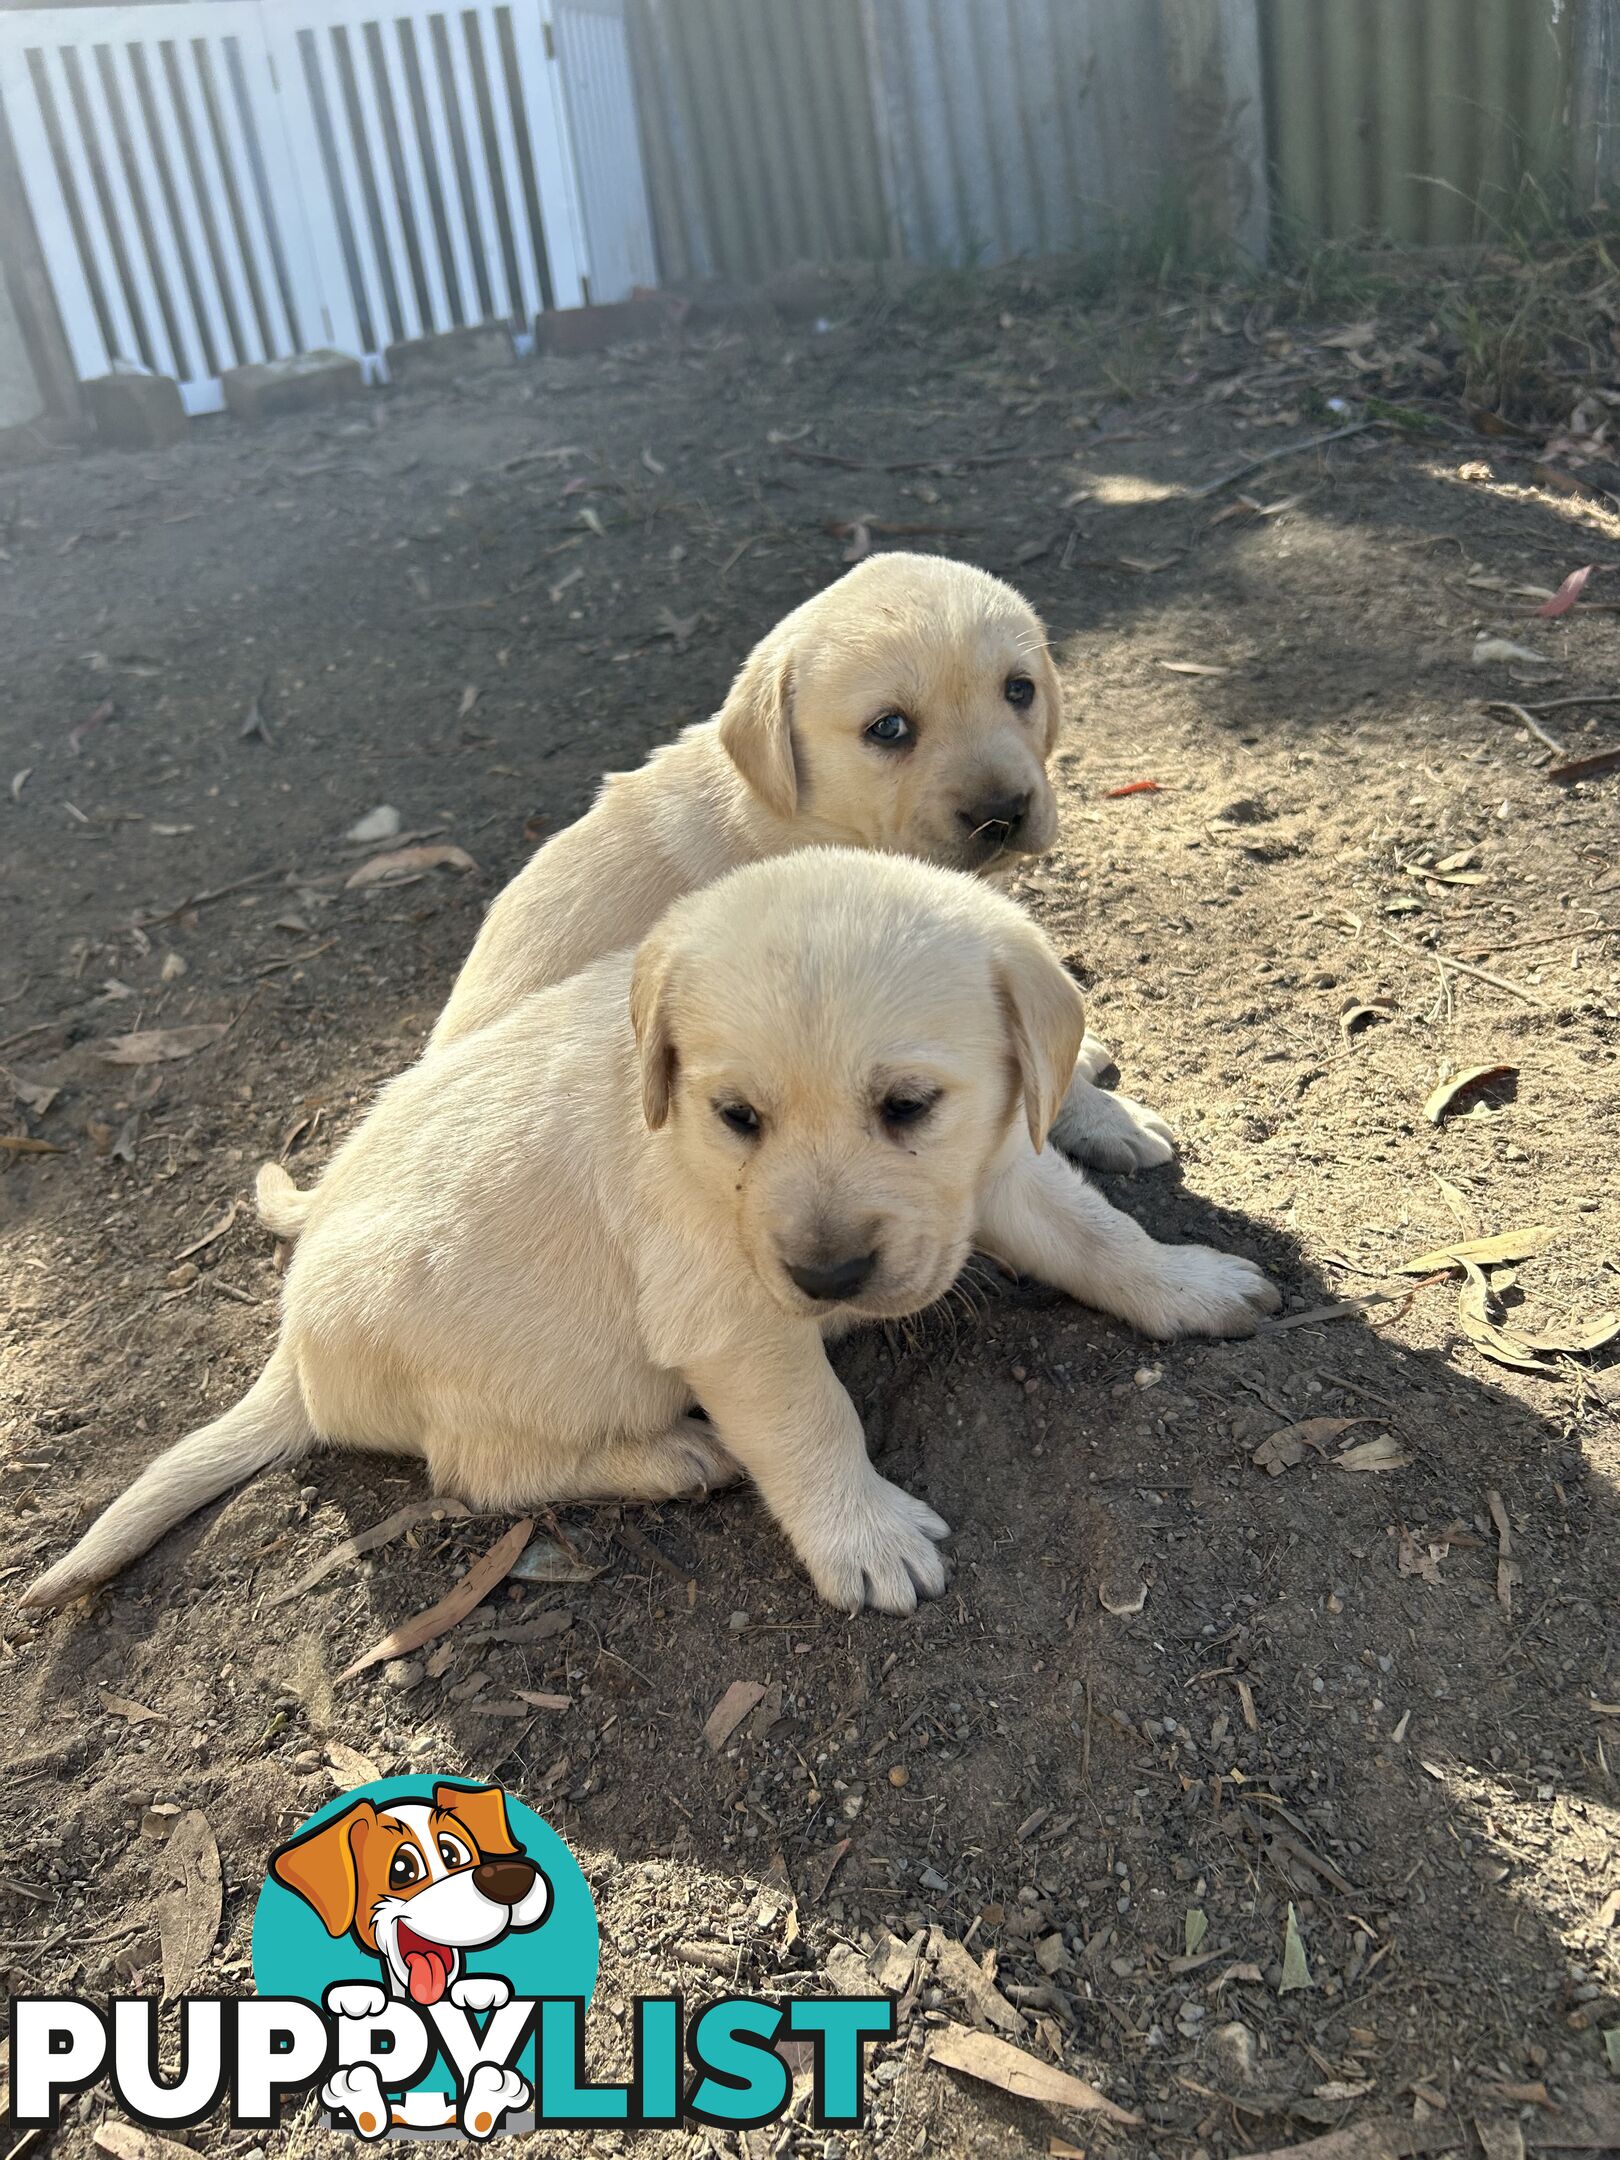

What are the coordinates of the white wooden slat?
(129, 34, 236, 375)
(157, 33, 261, 365)
(371, 12, 452, 333)
(105, 34, 204, 381)
(33, 38, 145, 367)
(74, 28, 181, 376)
(469, 2, 537, 322)
(0, 42, 111, 380)
(343, 15, 425, 341)
(179, 33, 275, 360)
(246, 13, 364, 359)
(301, 23, 393, 357)
(390, 8, 480, 330)
(514, 0, 586, 309)
(436, 3, 510, 322)
(221, 29, 318, 355)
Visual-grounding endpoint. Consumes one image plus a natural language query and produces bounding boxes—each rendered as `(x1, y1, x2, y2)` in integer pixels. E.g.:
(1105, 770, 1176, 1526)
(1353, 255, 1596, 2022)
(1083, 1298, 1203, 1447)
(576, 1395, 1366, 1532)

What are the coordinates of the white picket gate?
(0, 0, 655, 413)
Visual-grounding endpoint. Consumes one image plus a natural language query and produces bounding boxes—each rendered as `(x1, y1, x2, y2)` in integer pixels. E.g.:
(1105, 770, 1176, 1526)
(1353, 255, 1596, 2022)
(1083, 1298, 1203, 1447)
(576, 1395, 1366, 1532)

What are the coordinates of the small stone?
(166, 1261, 199, 1288)
(292, 1748, 321, 1774)
(887, 1764, 909, 1788)
(727, 1610, 750, 1631)
(384, 1658, 424, 1691)
(1134, 1365, 1163, 1389)
(919, 1865, 948, 1894)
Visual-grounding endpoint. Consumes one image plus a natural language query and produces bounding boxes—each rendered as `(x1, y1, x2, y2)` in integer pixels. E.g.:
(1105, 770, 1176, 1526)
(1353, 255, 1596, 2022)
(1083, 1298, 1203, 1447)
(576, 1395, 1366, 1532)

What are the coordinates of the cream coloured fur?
(24, 851, 1275, 1616)
(431, 551, 1173, 1175)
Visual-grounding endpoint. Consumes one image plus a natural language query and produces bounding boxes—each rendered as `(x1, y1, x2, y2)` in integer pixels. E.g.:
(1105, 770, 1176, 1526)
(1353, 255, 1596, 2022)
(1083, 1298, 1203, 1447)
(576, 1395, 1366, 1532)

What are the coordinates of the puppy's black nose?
(788, 1251, 876, 1302)
(958, 791, 1030, 841)
(473, 1857, 537, 1905)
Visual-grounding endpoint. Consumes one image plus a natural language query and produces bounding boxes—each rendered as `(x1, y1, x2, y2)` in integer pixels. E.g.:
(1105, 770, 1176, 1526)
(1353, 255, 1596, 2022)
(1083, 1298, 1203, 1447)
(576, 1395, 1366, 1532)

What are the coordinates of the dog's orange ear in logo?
(270, 1799, 375, 1935)
(433, 1781, 521, 1859)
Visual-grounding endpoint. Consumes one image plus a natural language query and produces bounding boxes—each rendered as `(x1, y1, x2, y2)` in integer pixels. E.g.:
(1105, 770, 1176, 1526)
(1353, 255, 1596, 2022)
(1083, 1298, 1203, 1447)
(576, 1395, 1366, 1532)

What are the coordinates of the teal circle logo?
(251, 1776, 597, 2136)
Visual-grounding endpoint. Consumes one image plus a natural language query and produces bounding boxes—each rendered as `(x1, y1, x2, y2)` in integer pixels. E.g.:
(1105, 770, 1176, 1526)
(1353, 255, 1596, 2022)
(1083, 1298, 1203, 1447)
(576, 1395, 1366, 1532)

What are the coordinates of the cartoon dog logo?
(269, 1780, 551, 2137)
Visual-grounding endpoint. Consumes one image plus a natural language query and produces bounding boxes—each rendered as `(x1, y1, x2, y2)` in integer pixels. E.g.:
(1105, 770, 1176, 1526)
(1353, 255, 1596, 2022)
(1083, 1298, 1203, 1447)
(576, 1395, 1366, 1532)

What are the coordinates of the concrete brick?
(532, 297, 681, 357)
(221, 349, 364, 424)
(84, 370, 188, 451)
(385, 324, 515, 382)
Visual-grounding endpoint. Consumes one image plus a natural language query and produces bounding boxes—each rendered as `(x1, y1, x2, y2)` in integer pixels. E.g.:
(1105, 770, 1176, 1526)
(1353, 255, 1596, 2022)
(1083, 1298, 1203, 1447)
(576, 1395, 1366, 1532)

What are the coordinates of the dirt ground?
(2, 263, 1617, 2160)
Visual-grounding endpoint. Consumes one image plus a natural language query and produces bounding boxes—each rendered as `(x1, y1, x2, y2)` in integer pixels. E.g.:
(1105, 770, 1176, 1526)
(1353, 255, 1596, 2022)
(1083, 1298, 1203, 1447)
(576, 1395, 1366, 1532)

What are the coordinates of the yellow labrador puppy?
(433, 551, 1173, 1174)
(26, 851, 1274, 1617)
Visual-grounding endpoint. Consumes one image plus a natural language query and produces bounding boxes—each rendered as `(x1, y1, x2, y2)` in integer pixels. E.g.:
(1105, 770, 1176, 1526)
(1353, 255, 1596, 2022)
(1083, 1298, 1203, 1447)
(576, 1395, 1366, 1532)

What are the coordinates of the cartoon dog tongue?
(398, 1924, 454, 2005)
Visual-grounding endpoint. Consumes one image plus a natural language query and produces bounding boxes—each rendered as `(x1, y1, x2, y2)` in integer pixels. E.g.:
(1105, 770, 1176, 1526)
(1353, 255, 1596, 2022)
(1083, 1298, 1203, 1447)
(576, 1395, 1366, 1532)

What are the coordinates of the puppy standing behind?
(24, 850, 1277, 1617)
(432, 550, 1173, 1175)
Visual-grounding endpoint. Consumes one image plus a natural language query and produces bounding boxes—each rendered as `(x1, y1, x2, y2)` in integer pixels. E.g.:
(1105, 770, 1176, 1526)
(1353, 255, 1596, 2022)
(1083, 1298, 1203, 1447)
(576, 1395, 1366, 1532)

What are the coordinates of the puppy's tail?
(22, 1342, 315, 1609)
(256, 1160, 316, 1240)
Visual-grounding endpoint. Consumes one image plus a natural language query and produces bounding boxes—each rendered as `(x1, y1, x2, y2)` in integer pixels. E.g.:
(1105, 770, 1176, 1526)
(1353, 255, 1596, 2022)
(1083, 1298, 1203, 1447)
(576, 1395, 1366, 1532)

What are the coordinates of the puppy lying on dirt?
(432, 549, 1173, 1176)
(26, 851, 1275, 1617)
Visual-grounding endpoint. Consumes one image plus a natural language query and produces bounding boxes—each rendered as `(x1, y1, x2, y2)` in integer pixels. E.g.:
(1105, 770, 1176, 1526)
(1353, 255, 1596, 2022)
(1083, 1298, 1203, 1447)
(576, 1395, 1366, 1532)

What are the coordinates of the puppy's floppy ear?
(434, 1781, 522, 1859)
(995, 923, 1087, 1150)
(270, 1800, 374, 1936)
(717, 633, 797, 818)
(629, 930, 678, 1131)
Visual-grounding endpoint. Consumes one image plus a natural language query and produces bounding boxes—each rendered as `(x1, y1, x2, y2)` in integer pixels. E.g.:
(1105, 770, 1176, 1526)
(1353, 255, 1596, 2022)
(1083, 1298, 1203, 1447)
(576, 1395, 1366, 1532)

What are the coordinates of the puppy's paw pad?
(324, 1982, 388, 2021)
(803, 1479, 951, 1616)
(1050, 1088, 1177, 1173)
(324, 2067, 390, 2141)
(449, 1975, 512, 2012)
(1151, 1250, 1281, 1339)
(462, 2065, 529, 2139)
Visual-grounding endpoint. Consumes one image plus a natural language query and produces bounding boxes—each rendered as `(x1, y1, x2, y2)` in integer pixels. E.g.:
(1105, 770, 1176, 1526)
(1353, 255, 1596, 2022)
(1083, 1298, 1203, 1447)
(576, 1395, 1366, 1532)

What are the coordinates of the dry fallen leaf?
(1423, 1062, 1516, 1124)
(173, 1199, 240, 1263)
(927, 2021, 1142, 2123)
(326, 1740, 382, 1788)
(1279, 1902, 1313, 1993)
(1471, 634, 1552, 667)
(1457, 1263, 1558, 1373)
(338, 1517, 533, 1681)
(1253, 1417, 1365, 1476)
(1513, 1312, 1620, 1356)
(1537, 563, 1594, 618)
(156, 1807, 222, 2001)
(98, 1023, 229, 1066)
(101, 1688, 168, 1724)
(1157, 659, 1230, 677)
(1400, 1224, 1552, 1274)
(345, 843, 477, 889)
(1339, 995, 1395, 1046)
(1335, 1431, 1412, 1474)
(268, 1498, 471, 1607)
(703, 1679, 768, 1753)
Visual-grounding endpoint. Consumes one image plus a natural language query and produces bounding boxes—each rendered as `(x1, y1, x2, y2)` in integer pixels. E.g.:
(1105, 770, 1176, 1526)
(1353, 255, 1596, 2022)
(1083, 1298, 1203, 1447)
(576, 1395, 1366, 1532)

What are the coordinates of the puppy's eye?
(1004, 674, 1036, 710)
(715, 1100, 761, 1139)
(865, 711, 912, 747)
(388, 1848, 423, 1890)
(437, 1834, 471, 1869)
(881, 1092, 938, 1131)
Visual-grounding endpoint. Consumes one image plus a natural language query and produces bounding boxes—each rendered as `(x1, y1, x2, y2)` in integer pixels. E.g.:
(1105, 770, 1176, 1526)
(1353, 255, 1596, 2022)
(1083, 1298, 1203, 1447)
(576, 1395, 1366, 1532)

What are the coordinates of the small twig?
(137, 865, 286, 928)
(1501, 692, 1620, 712)
(1480, 699, 1565, 755)
(1189, 419, 1377, 500)
(1459, 923, 1618, 959)
(1369, 920, 1545, 1009)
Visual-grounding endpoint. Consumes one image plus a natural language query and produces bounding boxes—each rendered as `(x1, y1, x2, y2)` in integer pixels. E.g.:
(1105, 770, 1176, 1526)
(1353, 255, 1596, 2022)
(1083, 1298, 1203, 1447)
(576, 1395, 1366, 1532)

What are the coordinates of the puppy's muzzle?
(957, 790, 1031, 851)
(787, 1250, 877, 1303)
(473, 1857, 538, 1905)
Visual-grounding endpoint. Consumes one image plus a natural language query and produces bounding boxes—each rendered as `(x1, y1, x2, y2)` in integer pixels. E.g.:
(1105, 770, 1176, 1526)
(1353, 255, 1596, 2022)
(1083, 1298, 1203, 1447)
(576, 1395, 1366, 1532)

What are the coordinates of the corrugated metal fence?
(1260, 0, 1573, 248)
(627, 0, 1590, 284)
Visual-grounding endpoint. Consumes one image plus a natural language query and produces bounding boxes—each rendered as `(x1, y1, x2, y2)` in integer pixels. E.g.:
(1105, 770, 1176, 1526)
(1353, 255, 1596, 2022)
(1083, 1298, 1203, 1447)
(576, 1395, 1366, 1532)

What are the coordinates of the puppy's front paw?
(449, 1974, 511, 2012)
(1138, 1247, 1281, 1340)
(1075, 1030, 1116, 1083)
(1050, 1082, 1176, 1173)
(799, 1477, 950, 1616)
(324, 1980, 388, 2021)
(324, 2065, 390, 2140)
(462, 2063, 530, 2138)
